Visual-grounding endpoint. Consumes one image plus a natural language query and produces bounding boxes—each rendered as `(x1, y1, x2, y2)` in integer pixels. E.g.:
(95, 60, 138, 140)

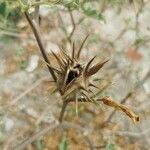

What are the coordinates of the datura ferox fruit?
(46, 35, 139, 124)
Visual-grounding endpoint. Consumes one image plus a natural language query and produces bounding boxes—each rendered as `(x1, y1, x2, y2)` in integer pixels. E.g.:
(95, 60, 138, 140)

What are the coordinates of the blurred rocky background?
(0, 0, 150, 149)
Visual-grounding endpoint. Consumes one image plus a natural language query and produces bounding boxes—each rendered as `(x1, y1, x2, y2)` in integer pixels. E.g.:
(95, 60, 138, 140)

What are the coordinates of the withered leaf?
(100, 97, 139, 124)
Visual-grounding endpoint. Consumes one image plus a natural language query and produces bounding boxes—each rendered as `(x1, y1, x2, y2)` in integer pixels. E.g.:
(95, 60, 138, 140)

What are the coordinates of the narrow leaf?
(59, 137, 68, 150)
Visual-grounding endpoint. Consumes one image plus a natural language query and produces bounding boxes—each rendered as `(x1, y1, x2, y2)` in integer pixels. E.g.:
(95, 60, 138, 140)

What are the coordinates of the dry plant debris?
(46, 36, 139, 124)
(100, 97, 139, 124)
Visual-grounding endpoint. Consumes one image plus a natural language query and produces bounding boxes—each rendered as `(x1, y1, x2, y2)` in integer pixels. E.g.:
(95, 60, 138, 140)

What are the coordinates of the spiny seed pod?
(46, 35, 139, 123)
(49, 35, 109, 102)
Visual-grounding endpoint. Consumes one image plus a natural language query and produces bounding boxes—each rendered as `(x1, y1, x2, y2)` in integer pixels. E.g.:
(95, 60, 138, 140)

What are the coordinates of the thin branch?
(11, 76, 48, 106)
(57, 11, 71, 43)
(68, 8, 76, 39)
(3, 134, 19, 150)
(133, 0, 144, 38)
(0, 30, 26, 38)
(115, 128, 150, 138)
(11, 123, 59, 150)
(59, 101, 68, 123)
(24, 11, 72, 124)
(136, 98, 150, 112)
(94, 145, 106, 149)
(58, 8, 83, 43)
(30, 0, 60, 8)
(113, 28, 127, 43)
(24, 11, 57, 82)
(0, 26, 19, 32)
(62, 122, 94, 150)
(35, 105, 52, 125)
(34, 0, 40, 25)
(0, 76, 49, 112)
(12, 122, 94, 150)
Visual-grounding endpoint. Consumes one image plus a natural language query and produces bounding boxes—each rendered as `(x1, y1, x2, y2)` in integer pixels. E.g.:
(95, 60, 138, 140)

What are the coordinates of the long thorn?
(41, 59, 61, 73)
(77, 34, 89, 59)
(83, 56, 96, 77)
(60, 47, 73, 63)
(87, 59, 109, 77)
(51, 50, 64, 69)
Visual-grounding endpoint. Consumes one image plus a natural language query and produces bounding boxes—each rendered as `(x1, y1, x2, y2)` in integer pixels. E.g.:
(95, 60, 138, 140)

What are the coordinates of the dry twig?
(115, 128, 150, 138)
(24, 12, 57, 81)
(11, 122, 94, 150)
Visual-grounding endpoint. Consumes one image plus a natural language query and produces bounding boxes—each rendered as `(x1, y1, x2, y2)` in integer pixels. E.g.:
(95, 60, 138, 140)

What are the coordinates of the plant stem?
(34, 0, 40, 25)
(59, 101, 68, 123)
(30, 0, 60, 8)
(68, 8, 76, 40)
(24, 11, 57, 82)
(24, 11, 69, 123)
(12, 122, 94, 150)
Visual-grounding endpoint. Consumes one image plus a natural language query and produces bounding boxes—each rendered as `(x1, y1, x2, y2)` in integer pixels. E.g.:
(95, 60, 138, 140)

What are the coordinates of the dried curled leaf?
(101, 97, 139, 124)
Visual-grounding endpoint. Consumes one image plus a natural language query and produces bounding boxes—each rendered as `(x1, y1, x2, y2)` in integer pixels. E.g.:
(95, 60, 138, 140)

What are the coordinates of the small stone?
(5, 118, 14, 132)
(26, 55, 39, 72)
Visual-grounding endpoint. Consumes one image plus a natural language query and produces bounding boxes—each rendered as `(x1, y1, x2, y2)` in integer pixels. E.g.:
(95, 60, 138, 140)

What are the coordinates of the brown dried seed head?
(48, 37, 139, 124)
